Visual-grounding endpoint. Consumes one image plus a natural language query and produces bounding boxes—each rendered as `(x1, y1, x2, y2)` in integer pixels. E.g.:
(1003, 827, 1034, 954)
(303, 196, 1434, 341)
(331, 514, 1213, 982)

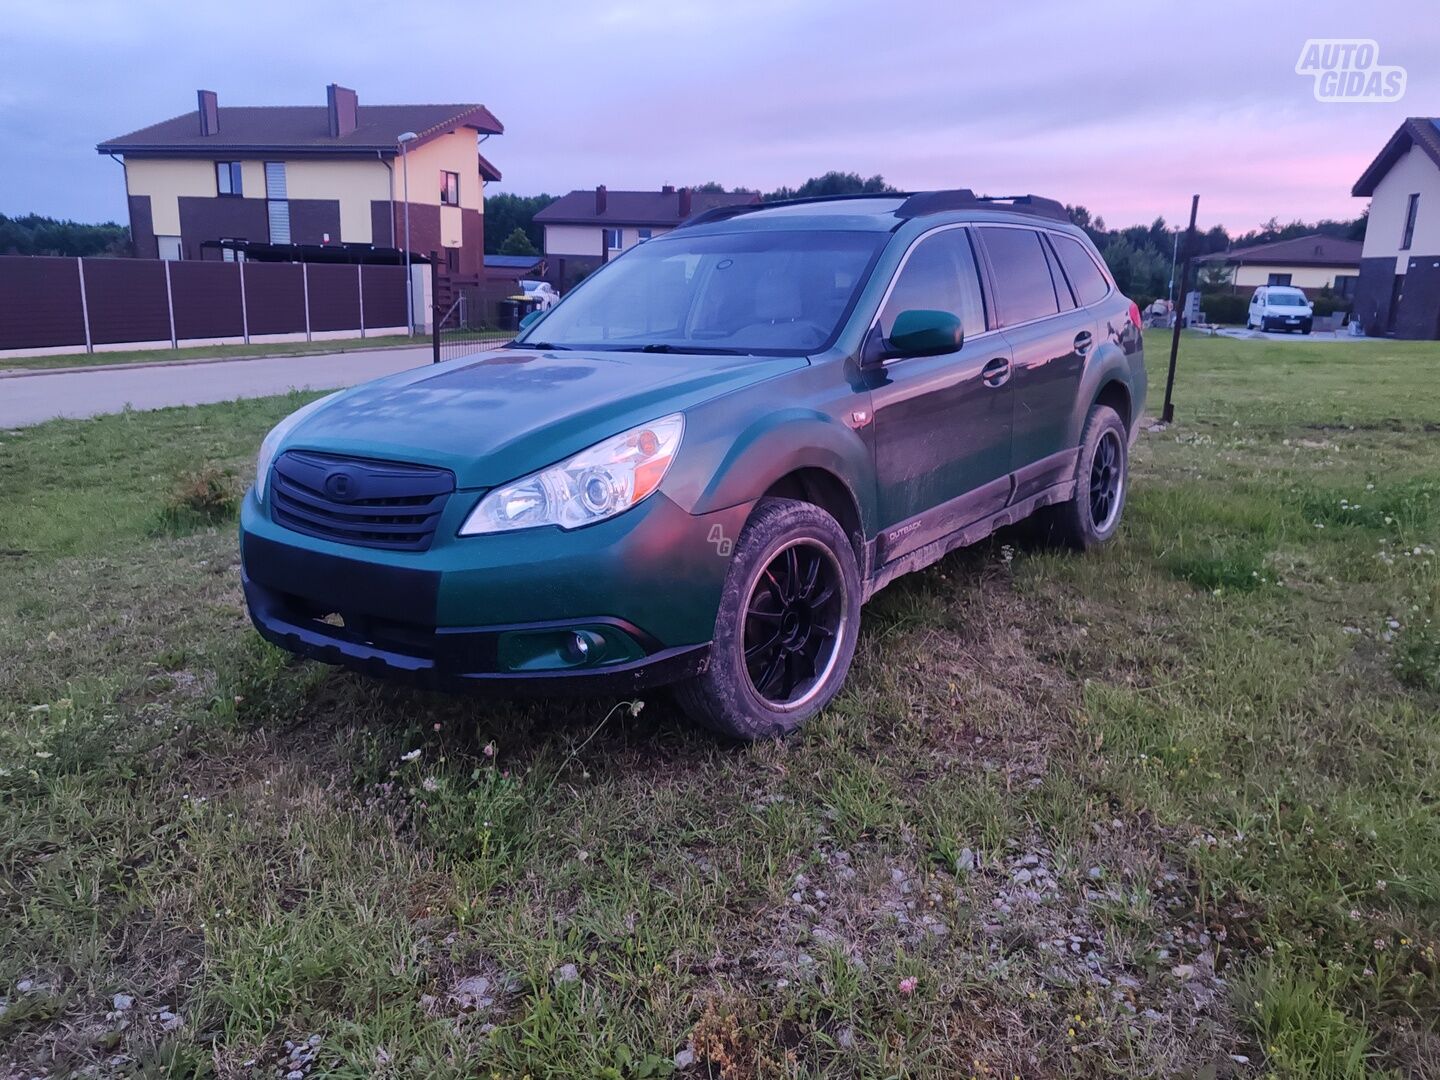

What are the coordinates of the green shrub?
(1201, 291, 1249, 325)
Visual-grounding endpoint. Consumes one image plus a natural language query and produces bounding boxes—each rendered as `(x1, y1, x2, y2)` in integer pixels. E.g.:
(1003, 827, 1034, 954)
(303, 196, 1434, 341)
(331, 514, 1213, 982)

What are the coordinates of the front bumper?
(239, 486, 751, 695)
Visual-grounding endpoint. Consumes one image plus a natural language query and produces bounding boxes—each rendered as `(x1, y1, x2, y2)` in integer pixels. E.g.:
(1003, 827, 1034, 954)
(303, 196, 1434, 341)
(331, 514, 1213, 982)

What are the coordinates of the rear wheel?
(675, 498, 860, 740)
(1035, 405, 1129, 550)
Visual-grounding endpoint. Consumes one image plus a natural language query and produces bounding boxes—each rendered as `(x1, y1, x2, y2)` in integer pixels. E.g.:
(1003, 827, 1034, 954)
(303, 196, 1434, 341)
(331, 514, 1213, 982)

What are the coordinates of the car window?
(877, 227, 986, 341)
(517, 229, 886, 355)
(1050, 233, 1110, 306)
(978, 227, 1060, 326)
(1042, 237, 1077, 312)
(1268, 292, 1307, 307)
(1253, 290, 1263, 304)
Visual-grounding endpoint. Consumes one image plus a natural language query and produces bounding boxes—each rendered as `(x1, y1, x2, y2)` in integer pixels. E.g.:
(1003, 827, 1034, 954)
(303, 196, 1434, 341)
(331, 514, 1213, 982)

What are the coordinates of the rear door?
(976, 225, 1090, 499)
(869, 225, 1014, 563)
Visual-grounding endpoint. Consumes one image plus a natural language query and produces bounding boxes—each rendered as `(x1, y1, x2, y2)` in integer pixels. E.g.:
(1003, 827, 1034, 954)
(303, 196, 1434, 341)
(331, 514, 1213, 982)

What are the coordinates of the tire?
(1035, 405, 1129, 551)
(675, 497, 861, 740)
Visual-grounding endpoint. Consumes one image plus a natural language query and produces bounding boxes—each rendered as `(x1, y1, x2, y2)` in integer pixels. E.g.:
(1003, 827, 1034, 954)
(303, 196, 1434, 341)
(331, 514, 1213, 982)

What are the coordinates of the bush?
(156, 465, 240, 533)
(1200, 292, 1249, 325)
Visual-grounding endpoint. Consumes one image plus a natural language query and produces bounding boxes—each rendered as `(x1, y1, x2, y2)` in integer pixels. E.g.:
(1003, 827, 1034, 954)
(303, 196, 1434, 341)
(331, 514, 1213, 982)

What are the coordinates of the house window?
(603, 227, 623, 250)
(1401, 193, 1419, 250)
(216, 161, 243, 196)
(1267, 272, 1292, 286)
(445, 247, 460, 272)
(1333, 274, 1357, 300)
(219, 238, 246, 263)
(636, 228, 653, 242)
(157, 235, 182, 261)
(265, 162, 291, 244)
(441, 171, 460, 206)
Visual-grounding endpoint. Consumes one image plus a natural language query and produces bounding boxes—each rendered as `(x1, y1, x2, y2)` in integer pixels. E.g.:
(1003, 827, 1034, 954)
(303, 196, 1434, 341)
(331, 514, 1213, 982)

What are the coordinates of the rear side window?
(978, 227, 1059, 326)
(1050, 233, 1110, 306)
(878, 227, 986, 340)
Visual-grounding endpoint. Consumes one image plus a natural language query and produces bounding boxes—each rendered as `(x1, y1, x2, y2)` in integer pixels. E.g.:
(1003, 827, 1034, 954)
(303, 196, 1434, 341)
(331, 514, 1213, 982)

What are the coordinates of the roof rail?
(895, 190, 1070, 223)
(678, 191, 902, 230)
(676, 189, 1073, 230)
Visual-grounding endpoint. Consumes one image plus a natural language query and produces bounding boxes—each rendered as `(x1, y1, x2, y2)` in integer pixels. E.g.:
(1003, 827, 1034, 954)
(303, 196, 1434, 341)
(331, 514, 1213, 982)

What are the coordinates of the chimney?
(197, 90, 219, 136)
(327, 83, 358, 137)
(661, 184, 675, 194)
(678, 187, 693, 217)
(595, 184, 607, 214)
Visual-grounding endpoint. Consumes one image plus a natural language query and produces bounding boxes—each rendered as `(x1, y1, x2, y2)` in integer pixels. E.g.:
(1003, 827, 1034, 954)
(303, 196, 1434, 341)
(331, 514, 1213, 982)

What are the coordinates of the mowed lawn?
(1, 331, 1437, 1078)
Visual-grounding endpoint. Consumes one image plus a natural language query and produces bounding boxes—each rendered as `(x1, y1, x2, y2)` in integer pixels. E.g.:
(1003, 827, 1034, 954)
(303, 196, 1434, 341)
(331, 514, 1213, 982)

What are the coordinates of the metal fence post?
(239, 260, 250, 344)
(75, 257, 93, 354)
(357, 263, 366, 339)
(163, 259, 177, 349)
(431, 261, 440, 364)
(302, 262, 312, 343)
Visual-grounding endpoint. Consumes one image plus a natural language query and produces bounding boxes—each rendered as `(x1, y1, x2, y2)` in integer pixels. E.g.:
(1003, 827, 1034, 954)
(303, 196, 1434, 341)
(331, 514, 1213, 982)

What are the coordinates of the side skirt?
(861, 479, 1076, 602)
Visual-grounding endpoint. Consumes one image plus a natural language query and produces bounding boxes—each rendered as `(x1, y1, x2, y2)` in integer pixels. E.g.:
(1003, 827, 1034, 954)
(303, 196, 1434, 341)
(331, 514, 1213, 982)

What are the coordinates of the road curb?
(0, 341, 448, 380)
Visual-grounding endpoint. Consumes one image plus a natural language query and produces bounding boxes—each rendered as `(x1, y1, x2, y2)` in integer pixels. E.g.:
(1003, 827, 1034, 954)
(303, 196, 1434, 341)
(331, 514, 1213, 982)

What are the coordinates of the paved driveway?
(0, 346, 440, 428)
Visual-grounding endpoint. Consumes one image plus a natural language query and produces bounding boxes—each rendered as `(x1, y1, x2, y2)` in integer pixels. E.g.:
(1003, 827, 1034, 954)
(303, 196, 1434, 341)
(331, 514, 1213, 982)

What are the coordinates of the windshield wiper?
(506, 340, 571, 350)
(635, 343, 752, 355)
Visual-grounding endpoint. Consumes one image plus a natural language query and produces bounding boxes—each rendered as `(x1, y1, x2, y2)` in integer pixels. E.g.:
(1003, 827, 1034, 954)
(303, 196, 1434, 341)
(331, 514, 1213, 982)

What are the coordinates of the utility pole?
(1161, 194, 1199, 425)
(397, 131, 418, 336)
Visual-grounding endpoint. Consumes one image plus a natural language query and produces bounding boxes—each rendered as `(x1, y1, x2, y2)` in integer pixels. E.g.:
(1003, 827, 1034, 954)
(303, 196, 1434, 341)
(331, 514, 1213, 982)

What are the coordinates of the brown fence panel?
(0, 256, 86, 350)
(171, 261, 244, 341)
(361, 265, 407, 329)
(243, 262, 306, 336)
(307, 264, 362, 332)
(83, 258, 170, 345)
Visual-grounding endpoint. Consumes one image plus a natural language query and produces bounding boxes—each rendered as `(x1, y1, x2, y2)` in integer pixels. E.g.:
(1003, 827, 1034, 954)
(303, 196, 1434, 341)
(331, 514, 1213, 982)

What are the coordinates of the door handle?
(981, 356, 1011, 388)
(1073, 330, 1094, 356)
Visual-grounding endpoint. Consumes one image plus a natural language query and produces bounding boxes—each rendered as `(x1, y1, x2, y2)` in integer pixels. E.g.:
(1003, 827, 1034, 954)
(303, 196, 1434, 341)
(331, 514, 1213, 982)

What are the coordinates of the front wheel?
(1035, 405, 1129, 550)
(675, 498, 861, 740)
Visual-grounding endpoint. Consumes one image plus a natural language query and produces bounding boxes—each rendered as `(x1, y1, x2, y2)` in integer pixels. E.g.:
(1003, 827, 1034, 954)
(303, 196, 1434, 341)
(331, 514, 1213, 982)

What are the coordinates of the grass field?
(1, 331, 1437, 1078)
(0, 332, 510, 374)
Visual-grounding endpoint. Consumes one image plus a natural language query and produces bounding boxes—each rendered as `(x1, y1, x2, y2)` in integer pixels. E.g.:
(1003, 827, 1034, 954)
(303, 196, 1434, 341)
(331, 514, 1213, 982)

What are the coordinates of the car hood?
(281, 346, 807, 488)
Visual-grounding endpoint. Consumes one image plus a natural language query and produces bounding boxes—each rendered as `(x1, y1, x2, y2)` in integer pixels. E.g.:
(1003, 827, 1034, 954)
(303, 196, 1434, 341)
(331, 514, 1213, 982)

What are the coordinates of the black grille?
(269, 450, 455, 552)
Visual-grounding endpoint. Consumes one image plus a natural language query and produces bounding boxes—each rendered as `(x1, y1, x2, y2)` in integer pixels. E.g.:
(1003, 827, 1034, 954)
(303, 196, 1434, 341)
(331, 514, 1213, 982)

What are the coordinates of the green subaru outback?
(240, 190, 1145, 739)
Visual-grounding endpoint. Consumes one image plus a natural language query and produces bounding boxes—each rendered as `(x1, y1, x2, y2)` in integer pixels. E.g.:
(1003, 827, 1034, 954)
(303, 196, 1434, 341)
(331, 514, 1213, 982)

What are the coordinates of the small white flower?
(421, 777, 439, 792)
(400, 749, 422, 763)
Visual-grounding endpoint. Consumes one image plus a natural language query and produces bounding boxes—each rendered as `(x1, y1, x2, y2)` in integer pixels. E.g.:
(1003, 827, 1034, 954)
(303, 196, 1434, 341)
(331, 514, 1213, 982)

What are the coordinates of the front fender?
(667, 404, 876, 537)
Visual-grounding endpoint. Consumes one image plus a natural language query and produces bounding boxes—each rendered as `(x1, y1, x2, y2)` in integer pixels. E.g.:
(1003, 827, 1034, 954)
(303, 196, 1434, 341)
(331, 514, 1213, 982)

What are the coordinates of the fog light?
(566, 630, 606, 663)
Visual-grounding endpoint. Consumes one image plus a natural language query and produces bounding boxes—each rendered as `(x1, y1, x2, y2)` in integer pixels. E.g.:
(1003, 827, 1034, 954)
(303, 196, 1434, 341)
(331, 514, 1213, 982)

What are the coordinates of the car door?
(1250, 288, 1264, 326)
(976, 225, 1089, 498)
(868, 225, 1014, 564)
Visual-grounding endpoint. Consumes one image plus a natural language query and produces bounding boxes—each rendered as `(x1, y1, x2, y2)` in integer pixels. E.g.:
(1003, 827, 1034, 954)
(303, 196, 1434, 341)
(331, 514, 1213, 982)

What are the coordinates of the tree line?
(483, 172, 1365, 309)
(0, 213, 130, 258)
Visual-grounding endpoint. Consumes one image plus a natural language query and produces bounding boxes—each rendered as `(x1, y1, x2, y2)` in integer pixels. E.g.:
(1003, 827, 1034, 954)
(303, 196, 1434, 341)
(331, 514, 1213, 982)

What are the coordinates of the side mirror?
(518, 308, 544, 331)
(865, 309, 963, 365)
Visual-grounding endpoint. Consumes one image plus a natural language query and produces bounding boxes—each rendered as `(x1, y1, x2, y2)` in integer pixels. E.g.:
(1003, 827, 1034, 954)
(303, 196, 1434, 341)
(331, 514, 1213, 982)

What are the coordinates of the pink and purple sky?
(1, 0, 1435, 233)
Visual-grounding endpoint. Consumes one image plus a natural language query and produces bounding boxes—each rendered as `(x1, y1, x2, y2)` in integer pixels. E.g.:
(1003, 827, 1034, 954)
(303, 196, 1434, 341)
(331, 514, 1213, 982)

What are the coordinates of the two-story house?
(1351, 117, 1440, 339)
(534, 185, 760, 288)
(96, 85, 503, 274)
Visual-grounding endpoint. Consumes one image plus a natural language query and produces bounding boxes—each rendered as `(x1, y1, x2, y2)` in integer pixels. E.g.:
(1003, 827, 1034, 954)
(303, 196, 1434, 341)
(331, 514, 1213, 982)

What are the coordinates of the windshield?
(515, 229, 886, 354)
(1268, 291, 1308, 307)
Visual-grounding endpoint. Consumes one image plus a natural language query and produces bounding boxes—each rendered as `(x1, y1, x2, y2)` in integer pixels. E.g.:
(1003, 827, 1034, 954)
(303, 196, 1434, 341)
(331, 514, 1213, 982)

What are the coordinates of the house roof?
(1193, 233, 1362, 268)
(1352, 117, 1440, 197)
(485, 254, 545, 269)
(476, 148, 502, 183)
(96, 103, 504, 157)
(534, 188, 761, 227)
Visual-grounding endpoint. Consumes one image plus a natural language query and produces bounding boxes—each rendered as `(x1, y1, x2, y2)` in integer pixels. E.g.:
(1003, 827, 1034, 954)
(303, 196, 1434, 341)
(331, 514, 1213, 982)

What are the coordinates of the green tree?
(0, 213, 129, 257)
(764, 171, 897, 202)
(497, 227, 538, 256)
(482, 193, 555, 255)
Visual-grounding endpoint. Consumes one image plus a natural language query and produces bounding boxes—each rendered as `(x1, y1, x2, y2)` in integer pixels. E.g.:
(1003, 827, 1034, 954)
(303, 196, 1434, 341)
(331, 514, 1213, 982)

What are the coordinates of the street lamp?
(397, 131, 418, 335)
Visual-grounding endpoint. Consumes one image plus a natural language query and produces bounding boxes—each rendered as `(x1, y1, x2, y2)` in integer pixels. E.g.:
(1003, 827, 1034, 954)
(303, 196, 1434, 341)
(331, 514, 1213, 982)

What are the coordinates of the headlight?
(254, 392, 341, 502)
(460, 414, 684, 535)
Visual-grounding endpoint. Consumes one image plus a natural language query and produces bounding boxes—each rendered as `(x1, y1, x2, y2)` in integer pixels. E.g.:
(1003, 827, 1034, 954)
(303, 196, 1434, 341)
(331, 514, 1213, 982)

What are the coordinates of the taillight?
(1127, 300, 1143, 329)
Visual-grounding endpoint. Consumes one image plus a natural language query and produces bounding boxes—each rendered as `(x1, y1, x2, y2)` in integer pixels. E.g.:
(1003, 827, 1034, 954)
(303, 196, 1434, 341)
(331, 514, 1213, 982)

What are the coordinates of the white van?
(1247, 286, 1314, 334)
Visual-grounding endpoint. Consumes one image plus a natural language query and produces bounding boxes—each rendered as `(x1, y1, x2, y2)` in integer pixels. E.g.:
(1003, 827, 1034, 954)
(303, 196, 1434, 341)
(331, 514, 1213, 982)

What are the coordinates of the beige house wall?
(1361, 145, 1440, 260)
(123, 158, 223, 235)
(286, 158, 391, 244)
(1232, 263, 1356, 290)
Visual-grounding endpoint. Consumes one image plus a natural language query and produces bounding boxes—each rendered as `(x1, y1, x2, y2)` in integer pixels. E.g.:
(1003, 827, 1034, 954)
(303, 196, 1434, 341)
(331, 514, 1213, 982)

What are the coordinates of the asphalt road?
(0, 346, 438, 428)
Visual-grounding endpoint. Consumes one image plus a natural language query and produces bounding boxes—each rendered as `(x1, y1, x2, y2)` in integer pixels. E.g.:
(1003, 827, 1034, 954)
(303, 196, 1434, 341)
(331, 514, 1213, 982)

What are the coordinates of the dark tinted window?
(878, 228, 985, 340)
(979, 227, 1059, 325)
(1051, 234, 1110, 306)
(1044, 238, 1077, 312)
